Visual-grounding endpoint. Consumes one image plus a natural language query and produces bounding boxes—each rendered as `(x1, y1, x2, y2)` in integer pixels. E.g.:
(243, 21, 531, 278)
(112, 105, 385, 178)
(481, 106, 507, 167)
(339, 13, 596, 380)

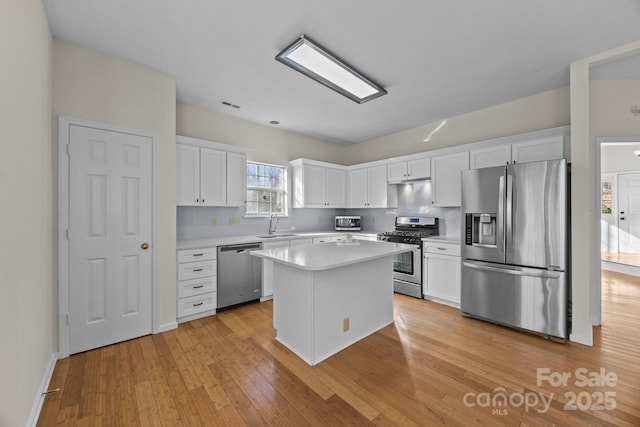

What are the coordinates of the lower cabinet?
(423, 242, 461, 307)
(177, 247, 217, 322)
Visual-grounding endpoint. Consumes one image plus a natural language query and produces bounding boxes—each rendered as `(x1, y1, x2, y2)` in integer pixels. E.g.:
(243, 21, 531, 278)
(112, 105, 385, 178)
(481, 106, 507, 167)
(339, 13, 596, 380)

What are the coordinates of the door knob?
(141, 242, 149, 250)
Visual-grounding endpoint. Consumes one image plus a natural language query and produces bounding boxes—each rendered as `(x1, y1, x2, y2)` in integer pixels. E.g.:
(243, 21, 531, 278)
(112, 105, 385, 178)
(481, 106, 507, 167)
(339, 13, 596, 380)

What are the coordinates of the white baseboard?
(601, 260, 640, 277)
(157, 321, 178, 333)
(27, 352, 58, 427)
(569, 333, 593, 347)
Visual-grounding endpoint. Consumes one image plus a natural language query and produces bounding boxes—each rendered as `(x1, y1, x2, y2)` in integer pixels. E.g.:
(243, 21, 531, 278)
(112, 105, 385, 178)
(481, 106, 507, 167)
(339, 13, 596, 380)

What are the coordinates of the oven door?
(393, 246, 421, 285)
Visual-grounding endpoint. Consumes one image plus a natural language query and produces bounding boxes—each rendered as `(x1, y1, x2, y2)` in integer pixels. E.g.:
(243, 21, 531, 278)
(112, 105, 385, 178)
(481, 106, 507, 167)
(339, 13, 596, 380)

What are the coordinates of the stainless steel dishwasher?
(217, 242, 263, 309)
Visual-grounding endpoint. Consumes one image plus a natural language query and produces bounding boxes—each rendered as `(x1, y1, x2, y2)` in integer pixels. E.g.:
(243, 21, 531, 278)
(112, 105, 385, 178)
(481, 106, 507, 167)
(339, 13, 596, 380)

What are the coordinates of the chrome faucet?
(268, 213, 278, 235)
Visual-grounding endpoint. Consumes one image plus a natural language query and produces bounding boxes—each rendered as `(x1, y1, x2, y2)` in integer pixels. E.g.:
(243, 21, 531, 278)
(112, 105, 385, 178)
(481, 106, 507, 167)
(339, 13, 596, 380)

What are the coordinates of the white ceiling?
(43, 0, 640, 145)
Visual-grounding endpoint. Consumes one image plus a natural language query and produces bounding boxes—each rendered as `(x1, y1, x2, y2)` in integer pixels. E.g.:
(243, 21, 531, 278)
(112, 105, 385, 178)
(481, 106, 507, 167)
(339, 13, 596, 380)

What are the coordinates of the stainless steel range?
(377, 217, 439, 298)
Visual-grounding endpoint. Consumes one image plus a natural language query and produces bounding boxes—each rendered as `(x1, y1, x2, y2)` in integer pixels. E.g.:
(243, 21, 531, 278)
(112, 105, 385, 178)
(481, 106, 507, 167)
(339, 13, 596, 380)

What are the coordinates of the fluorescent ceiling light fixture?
(275, 35, 387, 104)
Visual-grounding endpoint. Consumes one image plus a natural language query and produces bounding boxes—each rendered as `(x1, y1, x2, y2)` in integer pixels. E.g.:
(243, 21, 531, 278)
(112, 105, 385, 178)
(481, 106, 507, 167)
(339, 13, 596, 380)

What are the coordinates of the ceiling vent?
(221, 101, 240, 109)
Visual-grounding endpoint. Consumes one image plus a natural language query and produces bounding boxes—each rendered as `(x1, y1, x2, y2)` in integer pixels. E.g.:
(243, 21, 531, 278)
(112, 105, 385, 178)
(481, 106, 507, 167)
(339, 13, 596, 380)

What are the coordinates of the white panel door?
(618, 173, 640, 253)
(68, 125, 152, 354)
(200, 148, 227, 206)
(226, 151, 247, 207)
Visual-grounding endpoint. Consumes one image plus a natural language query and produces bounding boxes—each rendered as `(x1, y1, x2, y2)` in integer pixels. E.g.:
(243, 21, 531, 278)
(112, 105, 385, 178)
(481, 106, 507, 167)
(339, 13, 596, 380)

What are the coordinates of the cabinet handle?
(196, 198, 199, 203)
(193, 253, 203, 257)
(193, 268, 203, 272)
(193, 285, 204, 289)
(437, 247, 446, 251)
(202, 199, 205, 203)
(193, 302, 203, 307)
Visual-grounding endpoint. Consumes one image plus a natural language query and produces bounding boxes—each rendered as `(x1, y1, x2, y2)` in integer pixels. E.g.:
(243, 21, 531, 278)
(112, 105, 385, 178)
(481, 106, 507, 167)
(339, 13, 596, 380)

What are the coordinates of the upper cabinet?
(431, 152, 469, 207)
(470, 135, 565, 169)
(291, 159, 346, 208)
(348, 164, 396, 208)
(387, 156, 430, 182)
(176, 136, 247, 207)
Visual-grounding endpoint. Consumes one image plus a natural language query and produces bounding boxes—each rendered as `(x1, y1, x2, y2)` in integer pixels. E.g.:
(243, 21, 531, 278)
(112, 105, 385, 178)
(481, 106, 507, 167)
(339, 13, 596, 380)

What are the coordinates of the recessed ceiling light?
(269, 120, 280, 125)
(275, 35, 387, 104)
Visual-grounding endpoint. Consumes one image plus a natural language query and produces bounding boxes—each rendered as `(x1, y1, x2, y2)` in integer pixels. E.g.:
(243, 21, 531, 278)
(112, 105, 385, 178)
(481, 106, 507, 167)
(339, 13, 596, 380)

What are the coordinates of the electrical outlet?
(212, 218, 218, 227)
(372, 218, 376, 223)
(343, 317, 350, 332)
(229, 218, 241, 226)
(317, 216, 321, 224)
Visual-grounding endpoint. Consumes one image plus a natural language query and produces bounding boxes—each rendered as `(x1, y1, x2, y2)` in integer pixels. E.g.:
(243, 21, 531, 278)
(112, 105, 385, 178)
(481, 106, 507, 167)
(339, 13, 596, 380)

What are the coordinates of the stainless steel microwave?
(335, 215, 361, 231)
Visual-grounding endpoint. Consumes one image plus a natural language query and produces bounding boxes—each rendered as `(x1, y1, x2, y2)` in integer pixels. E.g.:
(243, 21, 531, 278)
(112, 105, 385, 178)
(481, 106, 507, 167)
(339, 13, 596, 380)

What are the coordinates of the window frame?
(245, 161, 288, 217)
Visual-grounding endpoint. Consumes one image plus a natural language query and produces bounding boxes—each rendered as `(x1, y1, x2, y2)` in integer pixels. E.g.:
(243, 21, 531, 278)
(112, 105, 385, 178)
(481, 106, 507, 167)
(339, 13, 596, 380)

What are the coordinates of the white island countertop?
(251, 239, 414, 271)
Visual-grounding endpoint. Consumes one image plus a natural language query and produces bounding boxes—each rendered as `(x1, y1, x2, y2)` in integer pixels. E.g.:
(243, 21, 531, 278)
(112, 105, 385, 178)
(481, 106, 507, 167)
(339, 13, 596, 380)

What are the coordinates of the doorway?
(58, 116, 157, 357)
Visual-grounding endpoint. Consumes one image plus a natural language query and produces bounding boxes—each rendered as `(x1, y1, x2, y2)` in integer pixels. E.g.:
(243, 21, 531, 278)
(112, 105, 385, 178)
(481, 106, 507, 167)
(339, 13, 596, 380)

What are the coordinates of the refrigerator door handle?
(462, 260, 562, 279)
(505, 171, 513, 259)
(498, 175, 505, 254)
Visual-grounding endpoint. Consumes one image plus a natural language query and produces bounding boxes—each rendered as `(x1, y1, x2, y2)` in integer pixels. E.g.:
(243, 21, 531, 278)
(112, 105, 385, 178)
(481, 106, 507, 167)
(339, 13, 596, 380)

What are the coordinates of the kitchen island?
(251, 239, 414, 366)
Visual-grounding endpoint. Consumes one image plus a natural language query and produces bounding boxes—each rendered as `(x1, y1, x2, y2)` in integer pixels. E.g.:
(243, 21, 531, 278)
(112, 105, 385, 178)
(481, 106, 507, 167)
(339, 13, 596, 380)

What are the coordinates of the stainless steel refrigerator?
(460, 159, 569, 340)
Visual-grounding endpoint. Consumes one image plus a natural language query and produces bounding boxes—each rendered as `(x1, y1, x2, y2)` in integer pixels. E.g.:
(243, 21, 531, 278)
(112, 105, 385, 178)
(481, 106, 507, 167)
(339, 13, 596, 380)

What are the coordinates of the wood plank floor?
(39, 271, 640, 426)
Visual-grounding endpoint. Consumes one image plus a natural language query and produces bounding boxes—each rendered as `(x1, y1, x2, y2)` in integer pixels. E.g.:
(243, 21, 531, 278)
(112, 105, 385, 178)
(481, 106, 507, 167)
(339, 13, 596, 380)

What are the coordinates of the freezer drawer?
(461, 260, 568, 339)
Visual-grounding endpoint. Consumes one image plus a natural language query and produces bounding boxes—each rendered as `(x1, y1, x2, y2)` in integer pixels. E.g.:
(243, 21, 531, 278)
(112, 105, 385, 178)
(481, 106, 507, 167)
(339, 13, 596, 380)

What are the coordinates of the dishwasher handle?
(218, 242, 262, 253)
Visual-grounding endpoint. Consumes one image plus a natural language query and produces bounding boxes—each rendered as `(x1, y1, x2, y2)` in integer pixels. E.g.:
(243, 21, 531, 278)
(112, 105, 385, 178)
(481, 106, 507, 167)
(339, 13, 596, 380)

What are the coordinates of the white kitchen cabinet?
(291, 160, 346, 208)
(511, 136, 564, 164)
(348, 164, 395, 208)
(226, 151, 247, 206)
(469, 145, 511, 169)
(262, 240, 289, 300)
(177, 247, 217, 322)
(470, 136, 564, 169)
(387, 156, 430, 182)
(423, 242, 461, 307)
(177, 142, 246, 207)
(431, 152, 469, 207)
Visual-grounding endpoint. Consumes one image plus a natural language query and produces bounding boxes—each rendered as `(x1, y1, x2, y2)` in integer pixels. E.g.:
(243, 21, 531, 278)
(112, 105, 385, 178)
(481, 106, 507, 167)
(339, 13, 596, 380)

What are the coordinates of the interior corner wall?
(343, 87, 570, 164)
(0, 1, 53, 426)
(52, 41, 178, 332)
(177, 103, 345, 166)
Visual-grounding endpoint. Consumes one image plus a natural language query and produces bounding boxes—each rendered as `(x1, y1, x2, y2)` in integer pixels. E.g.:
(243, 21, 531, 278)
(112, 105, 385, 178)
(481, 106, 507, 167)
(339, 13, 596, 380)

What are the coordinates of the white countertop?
(251, 239, 415, 271)
(177, 231, 378, 250)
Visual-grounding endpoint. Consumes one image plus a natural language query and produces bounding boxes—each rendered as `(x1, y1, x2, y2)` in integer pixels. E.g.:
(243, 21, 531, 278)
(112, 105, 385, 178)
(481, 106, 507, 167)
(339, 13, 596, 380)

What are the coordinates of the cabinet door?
(367, 165, 388, 208)
(470, 145, 511, 169)
(387, 161, 408, 182)
(303, 164, 327, 207)
(176, 144, 200, 206)
(325, 167, 346, 208)
(431, 152, 469, 207)
(348, 168, 369, 208)
(424, 254, 461, 305)
(407, 157, 430, 179)
(200, 148, 227, 206)
(511, 136, 564, 164)
(226, 152, 247, 207)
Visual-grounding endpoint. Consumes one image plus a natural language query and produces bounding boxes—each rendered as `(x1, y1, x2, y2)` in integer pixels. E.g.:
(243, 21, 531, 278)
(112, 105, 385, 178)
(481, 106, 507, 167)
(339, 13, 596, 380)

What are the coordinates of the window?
(246, 162, 287, 216)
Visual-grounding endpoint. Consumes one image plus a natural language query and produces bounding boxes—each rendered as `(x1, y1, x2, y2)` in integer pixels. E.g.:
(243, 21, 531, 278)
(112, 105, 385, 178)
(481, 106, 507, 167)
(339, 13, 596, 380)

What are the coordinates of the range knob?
(403, 237, 411, 243)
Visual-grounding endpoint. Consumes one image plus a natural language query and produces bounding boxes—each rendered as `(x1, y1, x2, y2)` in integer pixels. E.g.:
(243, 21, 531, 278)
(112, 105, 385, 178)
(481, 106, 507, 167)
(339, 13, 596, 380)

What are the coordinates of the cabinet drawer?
(178, 247, 216, 263)
(178, 276, 216, 299)
(178, 293, 216, 318)
(423, 243, 461, 257)
(178, 260, 216, 281)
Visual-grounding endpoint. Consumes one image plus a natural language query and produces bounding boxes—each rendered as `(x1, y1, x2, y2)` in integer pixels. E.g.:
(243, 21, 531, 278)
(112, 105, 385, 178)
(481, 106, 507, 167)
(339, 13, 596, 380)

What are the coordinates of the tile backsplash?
(177, 180, 460, 240)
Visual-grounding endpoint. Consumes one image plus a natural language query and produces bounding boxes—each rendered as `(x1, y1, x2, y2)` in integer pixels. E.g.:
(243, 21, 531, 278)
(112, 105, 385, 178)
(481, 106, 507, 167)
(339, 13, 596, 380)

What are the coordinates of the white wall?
(53, 41, 178, 331)
(0, 1, 53, 426)
(344, 87, 570, 164)
(601, 144, 640, 173)
(177, 103, 345, 166)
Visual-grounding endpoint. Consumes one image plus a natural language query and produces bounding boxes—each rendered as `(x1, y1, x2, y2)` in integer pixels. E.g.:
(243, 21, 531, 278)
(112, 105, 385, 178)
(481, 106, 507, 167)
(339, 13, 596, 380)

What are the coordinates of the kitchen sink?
(256, 233, 298, 238)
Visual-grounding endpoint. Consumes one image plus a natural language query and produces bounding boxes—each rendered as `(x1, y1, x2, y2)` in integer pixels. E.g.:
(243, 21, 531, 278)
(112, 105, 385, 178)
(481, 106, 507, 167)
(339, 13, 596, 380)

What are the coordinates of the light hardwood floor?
(39, 271, 640, 426)
(601, 252, 640, 267)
